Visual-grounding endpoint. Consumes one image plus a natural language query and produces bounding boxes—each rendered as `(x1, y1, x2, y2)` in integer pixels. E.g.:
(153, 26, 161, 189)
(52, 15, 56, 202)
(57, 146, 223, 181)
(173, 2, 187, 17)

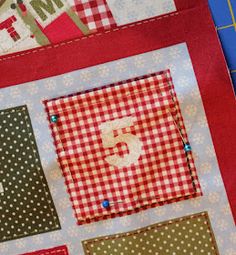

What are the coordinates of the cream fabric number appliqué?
(99, 116, 143, 168)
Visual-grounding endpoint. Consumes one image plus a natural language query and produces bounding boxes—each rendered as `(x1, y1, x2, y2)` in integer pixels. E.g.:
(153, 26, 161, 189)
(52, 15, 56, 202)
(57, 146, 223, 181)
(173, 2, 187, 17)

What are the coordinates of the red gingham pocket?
(45, 70, 201, 225)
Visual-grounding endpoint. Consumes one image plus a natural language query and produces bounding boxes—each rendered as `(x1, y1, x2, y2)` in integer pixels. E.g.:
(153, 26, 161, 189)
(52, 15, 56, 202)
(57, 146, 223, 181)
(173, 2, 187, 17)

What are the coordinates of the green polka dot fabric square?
(82, 212, 219, 255)
(0, 105, 60, 242)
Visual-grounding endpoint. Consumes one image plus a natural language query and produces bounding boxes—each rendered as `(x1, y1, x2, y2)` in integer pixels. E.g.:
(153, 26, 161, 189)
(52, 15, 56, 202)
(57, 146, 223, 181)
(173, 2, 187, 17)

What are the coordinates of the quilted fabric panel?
(45, 70, 201, 225)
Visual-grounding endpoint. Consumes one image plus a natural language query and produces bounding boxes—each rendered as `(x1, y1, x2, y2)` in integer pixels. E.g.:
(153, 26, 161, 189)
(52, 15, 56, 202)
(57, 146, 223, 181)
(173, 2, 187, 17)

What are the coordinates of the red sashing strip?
(20, 246, 68, 255)
(44, 70, 201, 225)
(74, 0, 117, 31)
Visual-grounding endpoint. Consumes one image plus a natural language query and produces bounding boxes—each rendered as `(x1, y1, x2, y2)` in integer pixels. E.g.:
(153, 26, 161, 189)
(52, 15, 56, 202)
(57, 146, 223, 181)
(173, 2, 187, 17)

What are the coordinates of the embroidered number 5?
(99, 117, 142, 168)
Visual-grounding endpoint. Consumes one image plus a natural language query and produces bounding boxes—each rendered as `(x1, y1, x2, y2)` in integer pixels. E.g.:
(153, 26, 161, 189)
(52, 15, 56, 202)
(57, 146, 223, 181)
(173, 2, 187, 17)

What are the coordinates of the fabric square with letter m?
(45, 70, 201, 225)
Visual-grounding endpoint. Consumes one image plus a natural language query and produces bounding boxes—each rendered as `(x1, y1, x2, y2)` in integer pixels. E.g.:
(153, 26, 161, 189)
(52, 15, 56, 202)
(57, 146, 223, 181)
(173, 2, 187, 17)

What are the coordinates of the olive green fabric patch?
(0, 105, 60, 242)
(83, 212, 219, 255)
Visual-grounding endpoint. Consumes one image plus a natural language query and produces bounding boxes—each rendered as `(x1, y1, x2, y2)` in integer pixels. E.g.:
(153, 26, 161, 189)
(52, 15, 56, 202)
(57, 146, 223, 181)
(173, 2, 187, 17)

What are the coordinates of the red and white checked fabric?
(74, 0, 116, 31)
(20, 246, 68, 255)
(45, 70, 201, 225)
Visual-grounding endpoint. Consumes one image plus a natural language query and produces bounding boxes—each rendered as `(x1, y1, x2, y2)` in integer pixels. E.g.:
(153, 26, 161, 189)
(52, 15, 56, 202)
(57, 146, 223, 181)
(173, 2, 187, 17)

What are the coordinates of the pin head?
(184, 143, 192, 152)
(102, 199, 110, 209)
(50, 115, 58, 123)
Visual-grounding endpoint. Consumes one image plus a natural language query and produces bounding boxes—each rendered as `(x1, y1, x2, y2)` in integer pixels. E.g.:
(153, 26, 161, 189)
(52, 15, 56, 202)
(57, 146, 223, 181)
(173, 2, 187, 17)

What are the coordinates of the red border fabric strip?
(0, 1, 236, 223)
(174, 0, 203, 10)
(20, 246, 68, 255)
(0, 0, 205, 89)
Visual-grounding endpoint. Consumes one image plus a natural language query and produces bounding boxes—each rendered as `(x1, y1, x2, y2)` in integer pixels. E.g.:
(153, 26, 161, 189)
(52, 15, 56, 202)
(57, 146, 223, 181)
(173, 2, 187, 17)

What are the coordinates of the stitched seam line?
(41, 248, 67, 255)
(0, 106, 59, 240)
(84, 212, 219, 255)
(164, 73, 197, 193)
(0, 13, 179, 62)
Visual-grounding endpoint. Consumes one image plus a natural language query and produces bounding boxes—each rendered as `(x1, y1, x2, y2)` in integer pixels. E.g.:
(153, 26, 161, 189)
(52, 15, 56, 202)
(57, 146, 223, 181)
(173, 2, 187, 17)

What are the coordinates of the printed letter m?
(30, 0, 64, 22)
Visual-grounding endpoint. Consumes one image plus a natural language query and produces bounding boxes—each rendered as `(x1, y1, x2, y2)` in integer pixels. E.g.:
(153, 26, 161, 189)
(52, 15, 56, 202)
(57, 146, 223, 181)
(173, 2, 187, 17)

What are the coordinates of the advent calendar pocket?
(82, 212, 219, 255)
(45, 70, 201, 225)
(0, 105, 60, 242)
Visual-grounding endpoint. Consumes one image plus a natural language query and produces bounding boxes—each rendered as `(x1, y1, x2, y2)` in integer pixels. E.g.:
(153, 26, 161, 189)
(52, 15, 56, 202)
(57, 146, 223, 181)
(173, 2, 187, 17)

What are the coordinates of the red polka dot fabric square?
(74, 0, 116, 31)
(45, 70, 202, 225)
(20, 246, 68, 255)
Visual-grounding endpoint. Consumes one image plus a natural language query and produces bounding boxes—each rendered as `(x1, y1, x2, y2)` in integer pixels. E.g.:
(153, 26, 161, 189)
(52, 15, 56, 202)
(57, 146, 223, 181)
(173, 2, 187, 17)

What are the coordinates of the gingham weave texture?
(74, 0, 116, 31)
(45, 70, 201, 225)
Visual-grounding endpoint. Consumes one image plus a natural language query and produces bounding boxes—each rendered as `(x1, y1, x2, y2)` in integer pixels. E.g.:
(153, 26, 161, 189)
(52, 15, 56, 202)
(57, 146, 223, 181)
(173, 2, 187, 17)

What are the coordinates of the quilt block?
(45, 70, 201, 224)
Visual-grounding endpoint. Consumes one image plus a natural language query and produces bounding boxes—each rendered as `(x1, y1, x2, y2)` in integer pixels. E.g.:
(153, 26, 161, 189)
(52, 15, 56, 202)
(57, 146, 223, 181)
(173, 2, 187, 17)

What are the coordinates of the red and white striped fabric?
(45, 70, 201, 225)
(74, 0, 116, 31)
(20, 246, 68, 255)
